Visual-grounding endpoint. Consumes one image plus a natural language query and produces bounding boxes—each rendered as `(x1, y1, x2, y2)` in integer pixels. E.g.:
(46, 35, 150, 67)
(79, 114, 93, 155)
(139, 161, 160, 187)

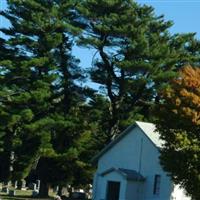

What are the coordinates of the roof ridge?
(91, 121, 164, 163)
(135, 121, 164, 148)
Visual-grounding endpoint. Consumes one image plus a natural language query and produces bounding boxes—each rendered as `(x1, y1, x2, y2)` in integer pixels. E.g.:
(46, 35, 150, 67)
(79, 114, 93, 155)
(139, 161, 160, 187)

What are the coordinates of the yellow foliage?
(175, 98, 181, 106)
(162, 65, 200, 125)
(156, 65, 200, 200)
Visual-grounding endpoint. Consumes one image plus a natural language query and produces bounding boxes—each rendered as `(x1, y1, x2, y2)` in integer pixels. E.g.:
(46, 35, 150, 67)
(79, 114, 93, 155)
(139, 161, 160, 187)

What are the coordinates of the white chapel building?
(92, 121, 191, 200)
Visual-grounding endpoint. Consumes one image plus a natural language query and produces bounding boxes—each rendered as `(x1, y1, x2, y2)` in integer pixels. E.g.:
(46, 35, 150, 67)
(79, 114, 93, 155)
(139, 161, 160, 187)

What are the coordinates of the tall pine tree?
(0, 0, 91, 196)
(78, 0, 200, 144)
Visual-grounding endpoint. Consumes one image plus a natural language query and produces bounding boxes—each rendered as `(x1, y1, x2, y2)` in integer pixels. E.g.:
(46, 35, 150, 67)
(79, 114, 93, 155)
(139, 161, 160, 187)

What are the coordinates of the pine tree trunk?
(38, 181, 49, 197)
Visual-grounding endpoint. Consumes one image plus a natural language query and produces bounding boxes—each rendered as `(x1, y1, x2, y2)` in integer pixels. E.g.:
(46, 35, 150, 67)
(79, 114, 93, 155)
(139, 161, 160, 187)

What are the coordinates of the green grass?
(1, 189, 32, 196)
(0, 189, 53, 200)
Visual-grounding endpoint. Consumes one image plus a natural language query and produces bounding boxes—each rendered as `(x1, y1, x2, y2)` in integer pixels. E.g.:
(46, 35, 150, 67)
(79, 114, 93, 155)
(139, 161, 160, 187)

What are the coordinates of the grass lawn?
(0, 189, 54, 200)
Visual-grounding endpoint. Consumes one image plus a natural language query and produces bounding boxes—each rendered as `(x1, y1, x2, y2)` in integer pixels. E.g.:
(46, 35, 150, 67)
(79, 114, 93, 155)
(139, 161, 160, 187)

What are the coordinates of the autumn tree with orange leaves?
(156, 66, 200, 200)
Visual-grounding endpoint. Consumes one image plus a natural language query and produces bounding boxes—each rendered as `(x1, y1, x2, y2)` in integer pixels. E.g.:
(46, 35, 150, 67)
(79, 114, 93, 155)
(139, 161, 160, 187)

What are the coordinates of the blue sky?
(1, 0, 200, 69)
(137, 0, 200, 37)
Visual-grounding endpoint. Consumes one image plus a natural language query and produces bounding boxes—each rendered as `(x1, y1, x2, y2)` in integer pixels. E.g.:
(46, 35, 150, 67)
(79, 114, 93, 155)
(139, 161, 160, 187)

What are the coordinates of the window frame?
(153, 174, 161, 195)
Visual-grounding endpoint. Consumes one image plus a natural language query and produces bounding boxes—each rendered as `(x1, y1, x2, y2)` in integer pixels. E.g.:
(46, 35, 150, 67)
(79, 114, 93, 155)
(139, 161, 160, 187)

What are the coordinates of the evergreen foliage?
(156, 66, 200, 200)
(0, 0, 91, 196)
(0, 0, 200, 197)
(78, 0, 200, 144)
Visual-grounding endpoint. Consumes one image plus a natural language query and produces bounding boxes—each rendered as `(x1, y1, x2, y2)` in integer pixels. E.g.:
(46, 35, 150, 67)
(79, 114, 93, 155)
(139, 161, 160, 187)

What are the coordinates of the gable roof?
(92, 121, 164, 163)
(135, 121, 164, 148)
(100, 167, 145, 181)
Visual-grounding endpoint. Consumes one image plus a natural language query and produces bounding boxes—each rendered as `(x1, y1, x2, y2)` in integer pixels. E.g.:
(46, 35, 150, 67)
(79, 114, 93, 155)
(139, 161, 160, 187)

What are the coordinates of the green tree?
(0, 0, 90, 196)
(78, 0, 200, 145)
(156, 66, 200, 200)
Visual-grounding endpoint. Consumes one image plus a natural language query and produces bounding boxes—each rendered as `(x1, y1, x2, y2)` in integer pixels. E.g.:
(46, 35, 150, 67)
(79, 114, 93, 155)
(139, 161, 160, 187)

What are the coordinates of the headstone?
(33, 183, 37, 191)
(2, 187, 9, 194)
(9, 190, 16, 196)
(14, 181, 18, 189)
(7, 181, 12, 187)
(88, 184, 92, 199)
(32, 190, 39, 197)
(53, 186, 59, 193)
(36, 180, 40, 191)
(61, 187, 69, 197)
(21, 180, 26, 190)
(17, 179, 26, 190)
